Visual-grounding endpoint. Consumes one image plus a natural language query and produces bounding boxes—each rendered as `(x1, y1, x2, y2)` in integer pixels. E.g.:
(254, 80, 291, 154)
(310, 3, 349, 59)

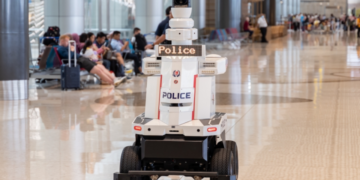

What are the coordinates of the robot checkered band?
(116, 0, 238, 179)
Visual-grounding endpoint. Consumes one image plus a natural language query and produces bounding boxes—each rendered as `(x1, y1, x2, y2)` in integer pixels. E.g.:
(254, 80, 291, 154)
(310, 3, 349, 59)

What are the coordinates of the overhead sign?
(157, 45, 203, 57)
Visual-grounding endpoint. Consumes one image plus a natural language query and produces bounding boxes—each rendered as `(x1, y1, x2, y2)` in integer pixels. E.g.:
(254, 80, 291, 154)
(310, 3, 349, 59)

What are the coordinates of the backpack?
(133, 34, 148, 51)
(46, 26, 61, 37)
(43, 32, 58, 46)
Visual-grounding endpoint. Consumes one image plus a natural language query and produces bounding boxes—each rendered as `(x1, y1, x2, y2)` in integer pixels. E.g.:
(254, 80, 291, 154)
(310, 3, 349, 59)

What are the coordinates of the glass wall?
(84, 0, 100, 32)
(84, 0, 135, 38)
(109, 0, 136, 30)
(29, 0, 45, 63)
(276, 0, 301, 23)
(29, 0, 45, 43)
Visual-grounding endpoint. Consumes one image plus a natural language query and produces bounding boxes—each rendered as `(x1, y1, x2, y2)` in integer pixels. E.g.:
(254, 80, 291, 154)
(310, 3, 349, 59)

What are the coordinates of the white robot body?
(116, 2, 238, 179)
(132, 7, 228, 137)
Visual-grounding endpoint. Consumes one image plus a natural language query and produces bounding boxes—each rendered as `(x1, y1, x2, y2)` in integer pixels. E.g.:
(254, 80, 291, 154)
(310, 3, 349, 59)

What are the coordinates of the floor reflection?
(3, 32, 360, 179)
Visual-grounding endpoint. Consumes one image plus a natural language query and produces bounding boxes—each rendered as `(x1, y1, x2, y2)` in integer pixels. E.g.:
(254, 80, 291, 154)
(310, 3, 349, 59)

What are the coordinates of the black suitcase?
(61, 40, 80, 91)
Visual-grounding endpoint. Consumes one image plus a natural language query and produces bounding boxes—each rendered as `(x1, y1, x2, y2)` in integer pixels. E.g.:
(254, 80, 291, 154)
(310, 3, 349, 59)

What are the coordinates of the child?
(81, 40, 99, 62)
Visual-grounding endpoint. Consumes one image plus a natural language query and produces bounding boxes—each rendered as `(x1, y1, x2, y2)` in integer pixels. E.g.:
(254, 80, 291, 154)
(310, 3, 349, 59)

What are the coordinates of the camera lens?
(173, 0, 191, 7)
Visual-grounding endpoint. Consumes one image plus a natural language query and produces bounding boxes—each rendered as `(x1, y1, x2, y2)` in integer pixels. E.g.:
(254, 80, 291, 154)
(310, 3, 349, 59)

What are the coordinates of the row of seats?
(208, 28, 246, 42)
(33, 31, 148, 86)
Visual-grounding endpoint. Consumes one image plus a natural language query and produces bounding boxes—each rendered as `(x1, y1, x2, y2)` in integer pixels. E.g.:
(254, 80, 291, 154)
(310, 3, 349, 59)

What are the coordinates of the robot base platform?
(132, 112, 227, 137)
(114, 171, 236, 180)
(116, 134, 239, 180)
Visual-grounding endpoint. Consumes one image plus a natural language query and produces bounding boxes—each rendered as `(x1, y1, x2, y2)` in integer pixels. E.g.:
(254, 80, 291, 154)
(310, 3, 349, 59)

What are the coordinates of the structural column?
(215, 0, 241, 30)
(44, 0, 84, 34)
(264, 0, 276, 26)
(0, 0, 29, 100)
(135, 0, 164, 34)
(191, 0, 206, 30)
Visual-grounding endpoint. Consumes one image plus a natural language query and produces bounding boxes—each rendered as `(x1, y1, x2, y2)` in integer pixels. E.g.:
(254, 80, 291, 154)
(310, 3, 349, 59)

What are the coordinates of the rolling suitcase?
(61, 40, 80, 91)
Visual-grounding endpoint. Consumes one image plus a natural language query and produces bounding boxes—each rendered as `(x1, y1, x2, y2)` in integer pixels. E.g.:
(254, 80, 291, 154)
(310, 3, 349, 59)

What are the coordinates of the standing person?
(322, 14, 326, 21)
(348, 15, 354, 31)
(144, 9, 174, 49)
(288, 14, 293, 30)
(357, 15, 360, 38)
(300, 14, 304, 31)
(295, 14, 301, 31)
(243, 17, 253, 41)
(345, 15, 349, 31)
(155, 6, 172, 40)
(257, 14, 268, 43)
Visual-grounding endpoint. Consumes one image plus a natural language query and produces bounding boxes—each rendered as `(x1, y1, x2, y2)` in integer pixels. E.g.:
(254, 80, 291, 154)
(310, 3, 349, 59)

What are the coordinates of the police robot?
(115, 1, 238, 180)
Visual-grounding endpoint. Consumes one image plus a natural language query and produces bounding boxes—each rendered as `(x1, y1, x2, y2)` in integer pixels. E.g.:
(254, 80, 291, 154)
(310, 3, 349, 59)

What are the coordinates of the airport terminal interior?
(2, 0, 360, 180)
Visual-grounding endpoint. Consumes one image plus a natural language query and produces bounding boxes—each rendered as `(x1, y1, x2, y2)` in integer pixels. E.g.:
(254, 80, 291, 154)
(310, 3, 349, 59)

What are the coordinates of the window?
(84, 0, 135, 38)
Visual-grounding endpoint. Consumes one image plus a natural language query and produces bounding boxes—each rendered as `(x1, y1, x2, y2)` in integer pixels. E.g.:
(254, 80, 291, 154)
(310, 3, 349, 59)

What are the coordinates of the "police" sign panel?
(157, 45, 203, 57)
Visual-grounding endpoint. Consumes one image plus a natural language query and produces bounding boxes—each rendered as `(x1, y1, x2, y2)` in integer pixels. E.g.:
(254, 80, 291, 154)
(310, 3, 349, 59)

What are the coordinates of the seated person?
(111, 31, 143, 76)
(243, 17, 253, 40)
(88, 32, 96, 44)
(95, 32, 127, 77)
(81, 40, 99, 62)
(93, 32, 112, 70)
(78, 33, 88, 52)
(57, 35, 122, 86)
(38, 33, 58, 61)
(132, 27, 148, 51)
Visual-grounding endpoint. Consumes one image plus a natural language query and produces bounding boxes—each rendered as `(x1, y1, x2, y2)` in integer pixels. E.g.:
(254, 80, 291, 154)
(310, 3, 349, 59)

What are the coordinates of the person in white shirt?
(257, 14, 268, 43)
(81, 41, 99, 62)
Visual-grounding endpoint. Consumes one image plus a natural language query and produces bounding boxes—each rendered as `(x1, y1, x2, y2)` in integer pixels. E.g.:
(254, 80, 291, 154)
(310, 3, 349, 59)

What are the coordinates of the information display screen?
(157, 45, 203, 57)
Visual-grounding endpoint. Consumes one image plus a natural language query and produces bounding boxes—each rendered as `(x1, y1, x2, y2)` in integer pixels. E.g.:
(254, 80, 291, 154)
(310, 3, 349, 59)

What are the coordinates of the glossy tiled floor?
(3, 32, 360, 180)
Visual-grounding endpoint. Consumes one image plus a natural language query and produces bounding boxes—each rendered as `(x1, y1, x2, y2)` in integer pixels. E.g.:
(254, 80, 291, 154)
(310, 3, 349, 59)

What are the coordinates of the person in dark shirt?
(145, 8, 173, 49)
(243, 17, 253, 40)
(93, 32, 111, 70)
(132, 27, 148, 51)
(57, 35, 121, 86)
(95, 32, 126, 77)
(155, 6, 172, 40)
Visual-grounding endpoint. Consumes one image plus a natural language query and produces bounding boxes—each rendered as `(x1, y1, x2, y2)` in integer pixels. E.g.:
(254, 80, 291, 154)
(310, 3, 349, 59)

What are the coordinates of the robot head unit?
(173, 0, 191, 7)
(166, 0, 196, 45)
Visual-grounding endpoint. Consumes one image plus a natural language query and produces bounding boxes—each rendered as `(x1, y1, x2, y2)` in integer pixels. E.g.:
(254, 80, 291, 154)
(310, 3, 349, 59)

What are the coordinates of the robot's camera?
(173, 0, 191, 7)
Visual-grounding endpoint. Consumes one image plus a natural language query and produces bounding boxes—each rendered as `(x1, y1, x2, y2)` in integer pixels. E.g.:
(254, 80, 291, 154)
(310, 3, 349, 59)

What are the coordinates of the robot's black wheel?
(211, 148, 236, 180)
(120, 146, 142, 180)
(216, 141, 239, 177)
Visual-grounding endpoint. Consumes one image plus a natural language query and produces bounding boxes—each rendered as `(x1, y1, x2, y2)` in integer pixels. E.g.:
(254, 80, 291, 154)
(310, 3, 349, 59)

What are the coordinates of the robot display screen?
(158, 45, 202, 57)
